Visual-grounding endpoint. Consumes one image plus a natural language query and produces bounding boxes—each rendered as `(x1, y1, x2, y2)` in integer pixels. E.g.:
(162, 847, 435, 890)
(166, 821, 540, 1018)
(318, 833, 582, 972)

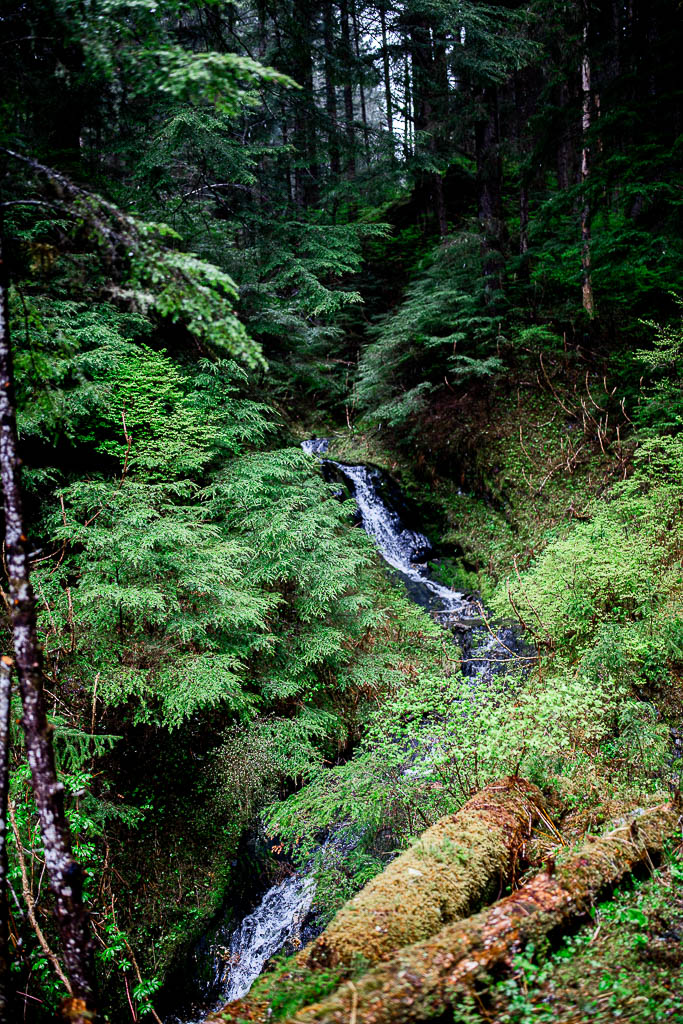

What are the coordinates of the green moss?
(304, 778, 545, 968)
(209, 956, 348, 1022)
(469, 857, 683, 1023)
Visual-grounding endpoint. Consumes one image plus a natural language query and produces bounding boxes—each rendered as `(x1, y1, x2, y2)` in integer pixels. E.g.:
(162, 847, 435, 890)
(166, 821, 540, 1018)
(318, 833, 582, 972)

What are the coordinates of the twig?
(124, 973, 137, 1022)
(8, 803, 72, 994)
(474, 601, 528, 661)
(539, 353, 575, 416)
(121, 935, 163, 1024)
(347, 981, 358, 1024)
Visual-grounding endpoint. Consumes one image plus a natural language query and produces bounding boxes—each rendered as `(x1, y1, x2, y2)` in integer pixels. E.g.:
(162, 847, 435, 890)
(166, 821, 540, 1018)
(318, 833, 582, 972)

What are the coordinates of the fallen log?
(286, 802, 682, 1024)
(302, 776, 546, 970)
(207, 777, 547, 1024)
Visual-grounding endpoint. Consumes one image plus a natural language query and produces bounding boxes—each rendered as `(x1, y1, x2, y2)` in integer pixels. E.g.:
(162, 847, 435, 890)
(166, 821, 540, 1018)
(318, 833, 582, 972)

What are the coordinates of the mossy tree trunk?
(0, 228, 98, 1023)
(289, 803, 682, 1024)
(302, 776, 546, 970)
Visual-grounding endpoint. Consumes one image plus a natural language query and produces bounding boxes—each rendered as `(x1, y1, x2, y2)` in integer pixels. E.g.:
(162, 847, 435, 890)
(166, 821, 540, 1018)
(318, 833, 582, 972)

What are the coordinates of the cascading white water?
(169, 439, 524, 1023)
(169, 874, 315, 1023)
(220, 875, 315, 1003)
(301, 438, 330, 456)
(329, 461, 467, 617)
(303, 438, 471, 619)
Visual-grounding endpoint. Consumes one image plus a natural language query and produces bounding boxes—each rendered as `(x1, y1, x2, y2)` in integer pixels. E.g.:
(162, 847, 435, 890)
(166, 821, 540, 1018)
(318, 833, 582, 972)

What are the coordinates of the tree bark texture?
(0, 232, 97, 1021)
(323, 1, 341, 177)
(379, 4, 393, 136)
(288, 803, 682, 1024)
(0, 657, 11, 1019)
(302, 777, 546, 970)
(580, 23, 595, 317)
(351, 0, 370, 164)
(340, 0, 355, 176)
(475, 87, 507, 282)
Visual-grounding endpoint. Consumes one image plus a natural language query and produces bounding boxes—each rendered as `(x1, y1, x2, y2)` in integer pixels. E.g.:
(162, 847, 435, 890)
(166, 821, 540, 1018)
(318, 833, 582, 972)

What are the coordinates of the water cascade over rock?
(166, 873, 315, 1024)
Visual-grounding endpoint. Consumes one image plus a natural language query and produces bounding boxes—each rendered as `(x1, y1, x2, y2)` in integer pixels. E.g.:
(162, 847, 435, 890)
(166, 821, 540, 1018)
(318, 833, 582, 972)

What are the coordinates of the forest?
(0, 0, 682, 1020)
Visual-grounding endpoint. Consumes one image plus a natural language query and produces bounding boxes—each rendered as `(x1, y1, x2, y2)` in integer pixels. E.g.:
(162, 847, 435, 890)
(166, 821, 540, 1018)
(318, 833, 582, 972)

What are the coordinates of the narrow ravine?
(167, 440, 522, 1023)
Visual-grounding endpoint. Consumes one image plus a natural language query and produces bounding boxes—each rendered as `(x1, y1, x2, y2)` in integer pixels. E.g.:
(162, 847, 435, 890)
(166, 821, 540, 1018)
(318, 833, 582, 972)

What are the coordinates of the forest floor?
(469, 859, 683, 1024)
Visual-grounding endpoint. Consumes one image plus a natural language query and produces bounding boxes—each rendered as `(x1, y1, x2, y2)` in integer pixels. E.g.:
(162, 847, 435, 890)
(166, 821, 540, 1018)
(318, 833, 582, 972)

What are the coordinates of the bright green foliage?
(454, 858, 683, 1023)
(501, 433, 683, 676)
(133, 47, 297, 114)
(635, 302, 683, 435)
(19, 303, 388, 729)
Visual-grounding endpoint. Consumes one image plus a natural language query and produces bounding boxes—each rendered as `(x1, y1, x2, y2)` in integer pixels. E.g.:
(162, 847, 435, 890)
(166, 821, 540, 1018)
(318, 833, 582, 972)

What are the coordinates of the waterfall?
(167, 438, 527, 1022)
(220, 875, 314, 1004)
(302, 438, 528, 674)
(324, 461, 468, 619)
(166, 874, 315, 1023)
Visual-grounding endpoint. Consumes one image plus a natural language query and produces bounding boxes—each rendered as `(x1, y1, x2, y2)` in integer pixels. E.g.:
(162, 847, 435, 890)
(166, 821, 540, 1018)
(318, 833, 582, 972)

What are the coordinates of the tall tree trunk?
(430, 27, 448, 236)
(433, 173, 447, 236)
(475, 87, 507, 286)
(351, 0, 370, 165)
(323, 1, 341, 176)
(290, 0, 318, 206)
(408, 19, 446, 235)
(580, 23, 595, 317)
(556, 80, 575, 191)
(0, 657, 10, 1019)
(0, 232, 97, 1022)
(340, 0, 355, 176)
(514, 71, 531, 278)
(379, 4, 393, 138)
(519, 184, 530, 262)
(403, 53, 412, 157)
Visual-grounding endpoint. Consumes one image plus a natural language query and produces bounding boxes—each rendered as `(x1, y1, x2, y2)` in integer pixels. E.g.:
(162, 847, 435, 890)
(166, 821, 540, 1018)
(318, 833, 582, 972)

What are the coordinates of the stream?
(166, 439, 522, 1023)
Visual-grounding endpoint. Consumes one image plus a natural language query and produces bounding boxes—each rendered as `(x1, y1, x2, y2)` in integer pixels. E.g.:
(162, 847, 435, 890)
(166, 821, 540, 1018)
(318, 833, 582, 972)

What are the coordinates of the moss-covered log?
(207, 778, 547, 1023)
(302, 776, 546, 970)
(286, 802, 682, 1024)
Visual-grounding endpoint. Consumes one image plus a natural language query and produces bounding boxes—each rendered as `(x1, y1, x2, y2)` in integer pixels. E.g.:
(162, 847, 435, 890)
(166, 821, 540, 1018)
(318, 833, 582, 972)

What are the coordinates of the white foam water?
(168, 441, 523, 1022)
(329, 461, 467, 618)
(170, 874, 315, 1022)
(219, 874, 315, 1003)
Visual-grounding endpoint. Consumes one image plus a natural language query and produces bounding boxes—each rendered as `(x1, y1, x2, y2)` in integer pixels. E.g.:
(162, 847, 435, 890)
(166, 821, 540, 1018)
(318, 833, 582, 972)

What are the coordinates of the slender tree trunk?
(0, 232, 97, 1022)
(340, 0, 355, 176)
(0, 657, 10, 1018)
(432, 30, 449, 235)
(351, 0, 370, 165)
(323, 1, 341, 176)
(290, 0, 318, 206)
(520, 185, 529, 257)
(475, 87, 507, 287)
(403, 53, 412, 157)
(379, 5, 393, 137)
(556, 80, 575, 191)
(514, 71, 531, 277)
(408, 19, 446, 235)
(256, 0, 267, 58)
(580, 24, 595, 317)
(433, 174, 447, 236)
